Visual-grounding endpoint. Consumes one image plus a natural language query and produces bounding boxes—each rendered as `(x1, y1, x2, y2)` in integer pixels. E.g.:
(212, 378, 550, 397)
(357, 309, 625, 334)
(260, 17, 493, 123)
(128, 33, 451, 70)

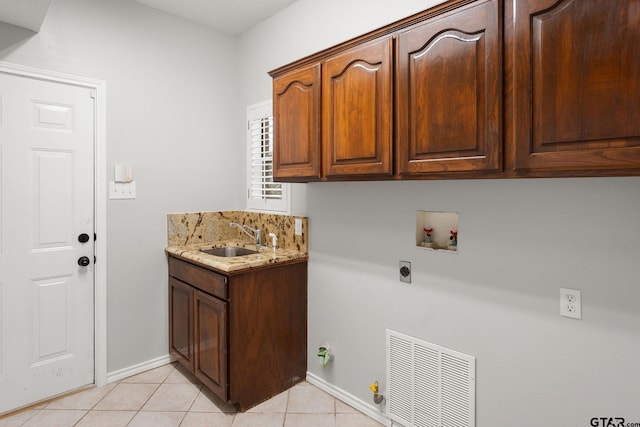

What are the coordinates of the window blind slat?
(248, 113, 281, 201)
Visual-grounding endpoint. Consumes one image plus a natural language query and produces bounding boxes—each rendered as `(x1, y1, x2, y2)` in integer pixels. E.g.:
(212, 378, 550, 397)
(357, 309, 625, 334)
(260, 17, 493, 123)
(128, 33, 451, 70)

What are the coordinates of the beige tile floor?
(0, 363, 384, 427)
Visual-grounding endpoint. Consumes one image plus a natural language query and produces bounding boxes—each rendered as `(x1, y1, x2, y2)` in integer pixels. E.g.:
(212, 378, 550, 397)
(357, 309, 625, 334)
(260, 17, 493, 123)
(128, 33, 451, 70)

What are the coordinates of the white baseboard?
(106, 354, 175, 383)
(306, 372, 390, 426)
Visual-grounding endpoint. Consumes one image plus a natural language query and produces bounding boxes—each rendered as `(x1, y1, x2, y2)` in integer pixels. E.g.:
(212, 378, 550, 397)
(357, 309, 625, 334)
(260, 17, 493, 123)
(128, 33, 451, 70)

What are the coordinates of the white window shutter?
(246, 101, 289, 213)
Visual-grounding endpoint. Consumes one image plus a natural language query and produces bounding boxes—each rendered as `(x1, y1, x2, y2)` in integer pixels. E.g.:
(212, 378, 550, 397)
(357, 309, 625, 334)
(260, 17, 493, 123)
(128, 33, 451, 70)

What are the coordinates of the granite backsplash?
(167, 211, 308, 253)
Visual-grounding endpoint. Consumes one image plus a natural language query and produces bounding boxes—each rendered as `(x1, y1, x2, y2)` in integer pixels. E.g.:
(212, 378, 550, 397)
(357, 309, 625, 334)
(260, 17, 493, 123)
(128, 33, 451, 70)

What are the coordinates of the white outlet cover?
(560, 288, 582, 320)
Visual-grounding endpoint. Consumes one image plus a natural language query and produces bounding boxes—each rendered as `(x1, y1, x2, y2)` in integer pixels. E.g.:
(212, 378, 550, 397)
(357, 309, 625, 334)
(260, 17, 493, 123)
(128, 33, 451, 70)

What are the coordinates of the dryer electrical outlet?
(399, 261, 411, 284)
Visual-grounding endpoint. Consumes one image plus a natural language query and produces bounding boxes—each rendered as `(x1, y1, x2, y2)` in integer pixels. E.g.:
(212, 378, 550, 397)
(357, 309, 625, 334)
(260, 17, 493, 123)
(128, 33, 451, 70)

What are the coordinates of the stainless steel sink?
(200, 246, 259, 257)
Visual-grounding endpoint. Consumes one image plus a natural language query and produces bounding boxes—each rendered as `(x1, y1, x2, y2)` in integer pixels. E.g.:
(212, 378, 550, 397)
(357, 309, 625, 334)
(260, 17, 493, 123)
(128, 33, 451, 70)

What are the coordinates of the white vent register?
(386, 330, 476, 427)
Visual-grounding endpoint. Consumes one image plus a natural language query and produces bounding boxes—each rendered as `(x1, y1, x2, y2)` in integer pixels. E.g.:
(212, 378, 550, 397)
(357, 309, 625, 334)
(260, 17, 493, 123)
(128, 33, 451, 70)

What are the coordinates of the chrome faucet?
(229, 222, 262, 246)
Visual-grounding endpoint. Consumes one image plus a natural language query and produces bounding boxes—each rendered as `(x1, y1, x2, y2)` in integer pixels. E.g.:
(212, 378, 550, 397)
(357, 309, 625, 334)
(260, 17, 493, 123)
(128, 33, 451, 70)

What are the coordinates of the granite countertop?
(166, 239, 308, 273)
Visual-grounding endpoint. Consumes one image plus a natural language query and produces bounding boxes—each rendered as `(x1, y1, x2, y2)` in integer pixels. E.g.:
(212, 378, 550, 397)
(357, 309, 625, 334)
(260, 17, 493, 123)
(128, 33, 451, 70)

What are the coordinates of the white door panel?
(0, 72, 95, 413)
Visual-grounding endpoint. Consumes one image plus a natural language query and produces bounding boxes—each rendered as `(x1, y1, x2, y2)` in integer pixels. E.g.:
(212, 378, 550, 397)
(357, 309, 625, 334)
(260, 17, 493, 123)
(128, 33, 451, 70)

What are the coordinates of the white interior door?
(0, 72, 95, 414)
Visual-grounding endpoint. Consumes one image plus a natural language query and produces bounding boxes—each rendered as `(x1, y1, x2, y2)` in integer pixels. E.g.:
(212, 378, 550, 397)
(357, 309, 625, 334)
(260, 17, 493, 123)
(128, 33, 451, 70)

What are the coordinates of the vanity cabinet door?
(396, 0, 501, 175)
(273, 63, 322, 181)
(322, 36, 393, 178)
(169, 278, 194, 371)
(506, 0, 640, 173)
(194, 289, 228, 401)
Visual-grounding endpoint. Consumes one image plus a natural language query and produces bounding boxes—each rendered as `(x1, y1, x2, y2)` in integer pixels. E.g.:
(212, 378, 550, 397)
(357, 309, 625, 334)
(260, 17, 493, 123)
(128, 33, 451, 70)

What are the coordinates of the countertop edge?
(166, 240, 308, 274)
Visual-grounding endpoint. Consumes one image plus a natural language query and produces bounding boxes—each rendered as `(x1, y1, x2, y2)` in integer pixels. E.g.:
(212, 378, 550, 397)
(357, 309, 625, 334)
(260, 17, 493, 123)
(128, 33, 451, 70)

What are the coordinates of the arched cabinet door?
(396, 0, 502, 176)
(322, 36, 394, 178)
(506, 0, 640, 173)
(273, 63, 322, 181)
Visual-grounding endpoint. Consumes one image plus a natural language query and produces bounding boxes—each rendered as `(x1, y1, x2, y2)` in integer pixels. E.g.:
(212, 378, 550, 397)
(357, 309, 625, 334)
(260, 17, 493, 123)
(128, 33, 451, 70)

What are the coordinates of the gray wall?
(0, 0, 242, 372)
(239, 1, 640, 426)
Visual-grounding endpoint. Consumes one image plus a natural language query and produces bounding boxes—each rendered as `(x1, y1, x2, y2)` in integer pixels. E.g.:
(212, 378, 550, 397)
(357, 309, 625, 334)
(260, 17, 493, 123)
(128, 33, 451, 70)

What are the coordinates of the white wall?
(240, 1, 640, 426)
(0, 0, 243, 372)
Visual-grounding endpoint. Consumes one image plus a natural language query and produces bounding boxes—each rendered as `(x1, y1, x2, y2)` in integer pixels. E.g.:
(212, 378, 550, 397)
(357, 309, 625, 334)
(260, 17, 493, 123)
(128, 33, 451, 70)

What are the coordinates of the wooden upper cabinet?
(396, 0, 501, 175)
(507, 0, 640, 173)
(271, 0, 640, 180)
(322, 37, 394, 177)
(273, 64, 322, 180)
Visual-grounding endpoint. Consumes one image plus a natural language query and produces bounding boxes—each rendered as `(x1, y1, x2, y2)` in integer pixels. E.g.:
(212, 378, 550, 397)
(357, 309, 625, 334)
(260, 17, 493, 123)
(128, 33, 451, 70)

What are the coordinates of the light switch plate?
(294, 218, 303, 236)
(109, 181, 136, 199)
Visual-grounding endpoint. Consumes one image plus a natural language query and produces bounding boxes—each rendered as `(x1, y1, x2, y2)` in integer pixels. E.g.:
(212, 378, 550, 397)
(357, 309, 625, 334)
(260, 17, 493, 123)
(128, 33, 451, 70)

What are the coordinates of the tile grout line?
(281, 389, 291, 426)
(78, 371, 135, 416)
(123, 372, 167, 427)
(125, 363, 178, 426)
(71, 378, 122, 426)
(18, 408, 39, 427)
(178, 372, 211, 426)
(124, 383, 159, 427)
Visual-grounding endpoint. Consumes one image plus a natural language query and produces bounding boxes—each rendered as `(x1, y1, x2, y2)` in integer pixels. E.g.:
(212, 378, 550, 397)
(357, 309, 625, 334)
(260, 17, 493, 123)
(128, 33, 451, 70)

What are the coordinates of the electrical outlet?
(560, 288, 582, 320)
(399, 261, 411, 284)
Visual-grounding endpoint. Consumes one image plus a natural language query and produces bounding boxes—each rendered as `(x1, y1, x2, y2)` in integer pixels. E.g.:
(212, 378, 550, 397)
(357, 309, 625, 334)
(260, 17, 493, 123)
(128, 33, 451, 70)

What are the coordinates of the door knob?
(78, 233, 90, 243)
(78, 256, 91, 267)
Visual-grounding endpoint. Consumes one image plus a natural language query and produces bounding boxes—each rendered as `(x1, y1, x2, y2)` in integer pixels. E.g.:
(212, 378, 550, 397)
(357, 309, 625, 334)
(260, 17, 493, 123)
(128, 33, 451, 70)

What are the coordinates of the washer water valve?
(317, 345, 333, 367)
(369, 381, 384, 404)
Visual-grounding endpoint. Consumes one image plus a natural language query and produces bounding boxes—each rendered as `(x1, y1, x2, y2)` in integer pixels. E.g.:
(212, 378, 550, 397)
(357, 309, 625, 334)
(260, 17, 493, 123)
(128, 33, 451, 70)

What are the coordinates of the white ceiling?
(132, 0, 299, 35)
(0, 0, 51, 32)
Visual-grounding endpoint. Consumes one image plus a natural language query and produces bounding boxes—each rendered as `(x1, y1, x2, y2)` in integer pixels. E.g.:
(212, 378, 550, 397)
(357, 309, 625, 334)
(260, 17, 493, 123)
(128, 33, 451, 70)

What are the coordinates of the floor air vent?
(386, 330, 475, 427)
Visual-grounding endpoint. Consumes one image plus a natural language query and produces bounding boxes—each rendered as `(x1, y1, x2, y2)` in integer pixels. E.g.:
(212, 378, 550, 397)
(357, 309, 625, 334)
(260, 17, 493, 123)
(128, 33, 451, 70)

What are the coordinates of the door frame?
(0, 62, 108, 387)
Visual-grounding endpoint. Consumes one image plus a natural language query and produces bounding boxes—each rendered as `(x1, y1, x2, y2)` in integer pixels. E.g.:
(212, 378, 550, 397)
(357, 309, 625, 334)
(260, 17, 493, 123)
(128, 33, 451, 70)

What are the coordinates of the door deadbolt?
(78, 233, 90, 243)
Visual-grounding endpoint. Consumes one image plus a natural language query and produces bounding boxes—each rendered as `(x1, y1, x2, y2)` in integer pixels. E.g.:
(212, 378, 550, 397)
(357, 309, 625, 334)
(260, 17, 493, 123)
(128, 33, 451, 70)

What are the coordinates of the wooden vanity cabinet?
(169, 257, 228, 399)
(323, 36, 394, 178)
(506, 0, 640, 174)
(396, 0, 501, 175)
(168, 255, 307, 410)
